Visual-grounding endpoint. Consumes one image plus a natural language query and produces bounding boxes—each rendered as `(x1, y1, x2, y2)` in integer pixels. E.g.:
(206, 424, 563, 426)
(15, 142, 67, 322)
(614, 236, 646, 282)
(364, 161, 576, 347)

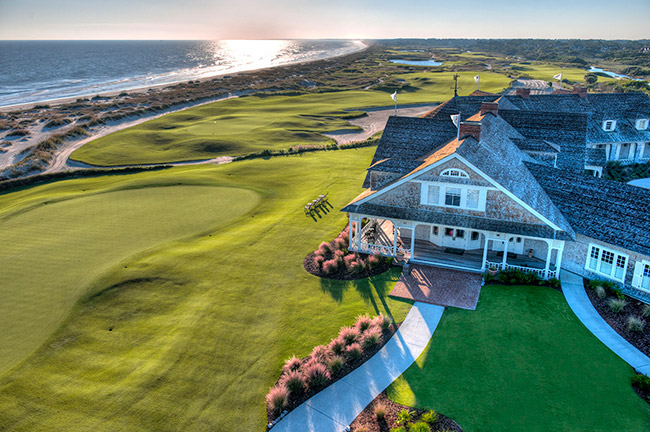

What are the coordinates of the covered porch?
(348, 214, 564, 280)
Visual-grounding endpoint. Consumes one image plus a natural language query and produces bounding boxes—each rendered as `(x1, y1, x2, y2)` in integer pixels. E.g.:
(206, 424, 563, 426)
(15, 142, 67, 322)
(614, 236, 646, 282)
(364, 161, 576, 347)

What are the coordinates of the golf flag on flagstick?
(450, 114, 460, 127)
(391, 91, 397, 102)
(553, 73, 563, 81)
(474, 74, 480, 83)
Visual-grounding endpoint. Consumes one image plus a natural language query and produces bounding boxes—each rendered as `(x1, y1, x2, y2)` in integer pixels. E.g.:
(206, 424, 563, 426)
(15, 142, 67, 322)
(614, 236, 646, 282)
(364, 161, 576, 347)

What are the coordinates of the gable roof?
(526, 162, 650, 256)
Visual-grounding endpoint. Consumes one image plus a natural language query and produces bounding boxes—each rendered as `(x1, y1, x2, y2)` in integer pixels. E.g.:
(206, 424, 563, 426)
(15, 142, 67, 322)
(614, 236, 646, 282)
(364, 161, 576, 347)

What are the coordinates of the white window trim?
(440, 168, 470, 178)
(602, 120, 617, 132)
(420, 181, 487, 211)
(636, 119, 649, 131)
(632, 260, 650, 292)
(585, 243, 628, 282)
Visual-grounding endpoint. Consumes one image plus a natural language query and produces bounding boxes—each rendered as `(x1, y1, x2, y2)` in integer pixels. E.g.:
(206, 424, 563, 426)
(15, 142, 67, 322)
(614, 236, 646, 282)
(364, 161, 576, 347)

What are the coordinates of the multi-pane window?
(636, 119, 649, 130)
(427, 185, 439, 205)
(441, 168, 469, 178)
(586, 244, 628, 281)
(445, 188, 461, 206)
(466, 189, 479, 209)
(602, 120, 616, 131)
(643, 264, 650, 290)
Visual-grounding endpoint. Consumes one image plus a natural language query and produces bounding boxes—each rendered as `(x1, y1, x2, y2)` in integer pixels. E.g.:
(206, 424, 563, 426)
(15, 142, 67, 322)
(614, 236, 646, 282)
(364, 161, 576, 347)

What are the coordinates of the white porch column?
(355, 216, 362, 252)
(554, 241, 565, 278)
(392, 223, 398, 257)
(410, 225, 416, 260)
(481, 237, 490, 271)
(615, 143, 621, 160)
(501, 236, 510, 269)
(543, 240, 553, 279)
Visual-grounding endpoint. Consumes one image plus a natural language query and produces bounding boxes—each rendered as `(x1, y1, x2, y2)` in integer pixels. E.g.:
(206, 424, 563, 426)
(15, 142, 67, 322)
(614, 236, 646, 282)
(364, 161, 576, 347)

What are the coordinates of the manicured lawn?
(70, 71, 511, 166)
(387, 284, 650, 432)
(0, 147, 412, 431)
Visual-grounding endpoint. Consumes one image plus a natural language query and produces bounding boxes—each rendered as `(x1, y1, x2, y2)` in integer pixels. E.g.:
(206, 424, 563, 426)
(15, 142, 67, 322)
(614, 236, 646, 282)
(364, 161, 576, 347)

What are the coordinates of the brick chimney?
(516, 88, 530, 99)
(573, 86, 587, 98)
(459, 121, 481, 141)
(480, 102, 499, 116)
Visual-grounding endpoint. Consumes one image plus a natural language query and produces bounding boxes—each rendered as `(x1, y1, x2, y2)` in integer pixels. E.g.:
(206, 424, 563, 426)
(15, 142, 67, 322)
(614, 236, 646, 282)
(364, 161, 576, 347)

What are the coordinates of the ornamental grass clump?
(396, 408, 414, 425)
(374, 403, 387, 421)
(304, 362, 331, 388)
(355, 314, 373, 333)
(361, 327, 381, 349)
(327, 355, 345, 375)
(322, 258, 339, 274)
(339, 326, 360, 345)
(328, 336, 345, 356)
(595, 285, 607, 299)
(281, 369, 306, 394)
(316, 241, 331, 256)
(345, 342, 362, 360)
(608, 298, 627, 313)
(627, 315, 645, 332)
(373, 313, 392, 330)
(642, 304, 650, 318)
(282, 355, 301, 373)
(266, 384, 288, 415)
(421, 409, 439, 424)
(310, 345, 330, 363)
(314, 255, 325, 268)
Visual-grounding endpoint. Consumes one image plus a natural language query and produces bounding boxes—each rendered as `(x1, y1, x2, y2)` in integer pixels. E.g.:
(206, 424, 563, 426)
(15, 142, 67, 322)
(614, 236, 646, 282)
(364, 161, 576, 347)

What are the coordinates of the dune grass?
(70, 71, 511, 166)
(0, 147, 413, 431)
(387, 284, 650, 432)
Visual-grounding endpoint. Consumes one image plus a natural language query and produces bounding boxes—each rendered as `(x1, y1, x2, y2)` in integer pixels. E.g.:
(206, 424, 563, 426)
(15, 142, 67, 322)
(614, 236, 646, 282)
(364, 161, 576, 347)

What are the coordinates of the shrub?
(421, 409, 439, 424)
(643, 305, 650, 318)
(345, 342, 362, 360)
(396, 409, 414, 425)
(610, 286, 625, 300)
(317, 241, 331, 255)
(314, 255, 325, 268)
(390, 427, 407, 432)
(408, 421, 430, 432)
(361, 327, 381, 349)
(266, 384, 288, 415)
(311, 345, 330, 363)
(334, 237, 347, 251)
(349, 260, 363, 274)
(368, 254, 381, 269)
(281, 369, 305, 394)
(303, 362, 331, 388)
(333, 249, 345, 260)
(355, 314, 372, 333)
(595, 285, 607, 299)
(283, 355, 301, 373)
(548, 277, 561, 289)
(627, 316, 645, 332)
(374, 403, 386, 421)
(328, 336, 345, 356)
(373, 313, 392, 330)
(339, 326, 360, 345)
(322, 258, 339, 274)
(632, 373, 650, 392)
(327, 355, 345, 375)
(343, 254, 357, 271)
(523, 271, 540, 285)
(608, 298, 627, 313)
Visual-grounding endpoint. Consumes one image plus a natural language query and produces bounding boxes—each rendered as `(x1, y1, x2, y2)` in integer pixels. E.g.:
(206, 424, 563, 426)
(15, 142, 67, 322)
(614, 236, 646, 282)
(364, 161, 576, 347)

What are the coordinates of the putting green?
(0, 185, 259, 375)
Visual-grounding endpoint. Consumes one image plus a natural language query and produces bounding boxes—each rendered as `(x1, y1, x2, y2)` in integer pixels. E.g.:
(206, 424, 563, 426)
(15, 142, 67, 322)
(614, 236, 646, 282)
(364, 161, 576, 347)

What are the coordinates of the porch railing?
(486, 261, 557, 280)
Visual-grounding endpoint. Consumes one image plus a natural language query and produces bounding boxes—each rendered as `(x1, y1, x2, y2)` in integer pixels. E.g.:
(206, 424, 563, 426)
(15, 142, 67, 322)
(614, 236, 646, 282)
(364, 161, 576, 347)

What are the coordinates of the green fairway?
(387, 284, 650, 432)
(0, 148, 413, 431)
(0, 184, 260, 375)
(70, 71, 511, 166)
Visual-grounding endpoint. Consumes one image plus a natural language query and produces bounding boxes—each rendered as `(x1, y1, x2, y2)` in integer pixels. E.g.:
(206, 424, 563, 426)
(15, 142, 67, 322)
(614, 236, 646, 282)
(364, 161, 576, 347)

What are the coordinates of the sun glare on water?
(215, 39, 293, 69)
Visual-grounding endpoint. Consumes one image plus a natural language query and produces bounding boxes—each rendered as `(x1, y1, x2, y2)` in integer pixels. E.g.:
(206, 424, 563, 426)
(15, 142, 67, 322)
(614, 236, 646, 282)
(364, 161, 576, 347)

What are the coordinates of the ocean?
(0, 40, 365, 107)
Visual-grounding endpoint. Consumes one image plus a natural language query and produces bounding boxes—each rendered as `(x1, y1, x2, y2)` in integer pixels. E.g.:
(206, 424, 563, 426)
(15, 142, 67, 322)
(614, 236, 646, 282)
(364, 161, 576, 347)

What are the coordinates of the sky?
(1, 0, 649, 40)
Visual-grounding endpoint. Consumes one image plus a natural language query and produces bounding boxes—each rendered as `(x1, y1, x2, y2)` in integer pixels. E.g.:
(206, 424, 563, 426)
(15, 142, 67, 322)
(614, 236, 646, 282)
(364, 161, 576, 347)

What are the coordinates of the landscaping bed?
(483, 268, 561, 291)
(266, 314, 398, 425)
(304, 225, 394, 280)
(583, 279, 650, 357)
(350, 391, 462, 432)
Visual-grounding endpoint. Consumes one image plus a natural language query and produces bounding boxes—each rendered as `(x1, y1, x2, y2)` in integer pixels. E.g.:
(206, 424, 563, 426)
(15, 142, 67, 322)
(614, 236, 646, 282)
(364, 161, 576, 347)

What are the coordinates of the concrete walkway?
(271, 302, 445, 432)
(561, 270, 650, 376)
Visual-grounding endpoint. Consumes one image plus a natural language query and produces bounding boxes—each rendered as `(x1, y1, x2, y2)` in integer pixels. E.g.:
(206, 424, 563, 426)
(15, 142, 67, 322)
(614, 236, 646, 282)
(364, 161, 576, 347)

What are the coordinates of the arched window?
(441, 168, 469, 178)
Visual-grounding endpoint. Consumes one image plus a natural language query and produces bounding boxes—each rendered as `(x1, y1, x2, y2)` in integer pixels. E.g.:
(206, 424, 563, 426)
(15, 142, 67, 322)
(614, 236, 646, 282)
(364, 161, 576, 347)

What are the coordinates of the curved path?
(271, 302, 444, 432)
(561, 270, 650, 376)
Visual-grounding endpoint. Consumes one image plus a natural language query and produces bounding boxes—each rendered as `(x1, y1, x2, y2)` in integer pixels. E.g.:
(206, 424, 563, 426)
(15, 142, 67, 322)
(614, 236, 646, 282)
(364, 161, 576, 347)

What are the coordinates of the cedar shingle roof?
(526, 162, 650, 256)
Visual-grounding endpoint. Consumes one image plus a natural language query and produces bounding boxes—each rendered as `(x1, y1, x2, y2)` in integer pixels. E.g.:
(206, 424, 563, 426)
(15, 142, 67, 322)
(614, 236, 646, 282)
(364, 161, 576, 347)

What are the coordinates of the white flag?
(553, 73, 563, 80)
(391, 91, 397, 102)
(450, 114, 460, 127)
(474, 74, 480, 83)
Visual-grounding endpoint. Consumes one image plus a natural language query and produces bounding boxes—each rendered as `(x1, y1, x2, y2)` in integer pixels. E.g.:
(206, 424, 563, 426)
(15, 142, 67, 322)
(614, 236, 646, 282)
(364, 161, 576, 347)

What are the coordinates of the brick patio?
(389, 265, 483, 310)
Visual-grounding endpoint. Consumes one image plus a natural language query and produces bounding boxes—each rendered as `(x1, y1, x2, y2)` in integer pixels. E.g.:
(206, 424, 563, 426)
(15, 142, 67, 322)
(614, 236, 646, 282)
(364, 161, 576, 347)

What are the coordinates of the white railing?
(485, 261, 557, 280)
(358, 242, 393, 257)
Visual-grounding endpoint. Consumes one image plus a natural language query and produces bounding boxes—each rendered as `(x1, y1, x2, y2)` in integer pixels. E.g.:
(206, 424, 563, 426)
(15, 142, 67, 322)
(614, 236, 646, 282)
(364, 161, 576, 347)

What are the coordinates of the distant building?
(342, 92, 650, 302)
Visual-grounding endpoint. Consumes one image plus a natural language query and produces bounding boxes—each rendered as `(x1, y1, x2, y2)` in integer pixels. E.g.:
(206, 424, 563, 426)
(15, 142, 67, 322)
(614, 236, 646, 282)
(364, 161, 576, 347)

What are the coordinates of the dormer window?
(636, 119, 649, 130)
(441, 168, 469, 178)
(602, 120, 616, 132)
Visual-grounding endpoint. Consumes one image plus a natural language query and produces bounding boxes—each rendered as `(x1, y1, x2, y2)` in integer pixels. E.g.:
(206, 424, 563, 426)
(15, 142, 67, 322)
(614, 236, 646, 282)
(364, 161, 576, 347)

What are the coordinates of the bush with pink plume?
(339, 326, 360, 345)
(283, 355, 301, 373)
(266, 384, 289, 414)
(303, 362, 331, 388)
(345, 342, 362, 360)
